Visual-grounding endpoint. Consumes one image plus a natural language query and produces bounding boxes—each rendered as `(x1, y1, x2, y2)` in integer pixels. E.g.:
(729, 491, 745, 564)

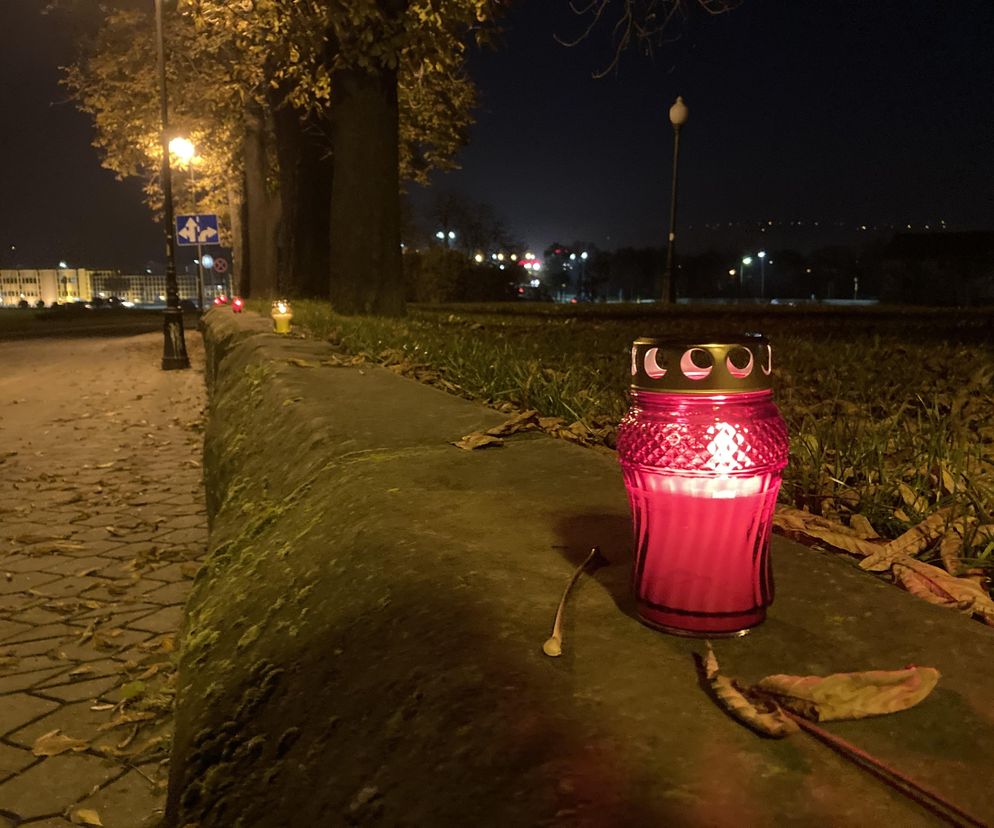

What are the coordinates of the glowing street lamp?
(757, 250, 767, 298)
(168, 136, 205, 311)
(154, 0, 189, 370)
(616, 335, 789, 636)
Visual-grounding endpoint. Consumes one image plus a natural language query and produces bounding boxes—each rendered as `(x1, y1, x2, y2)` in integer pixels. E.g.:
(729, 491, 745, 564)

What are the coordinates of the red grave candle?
(616, 335, 789, 636)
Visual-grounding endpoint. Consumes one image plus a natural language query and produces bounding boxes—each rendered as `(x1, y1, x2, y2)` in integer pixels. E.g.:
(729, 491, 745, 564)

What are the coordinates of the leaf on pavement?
(860, 508, 952, 571)
(485, 409, 539, 437)
(70, 809, 103, 826)
(753, 665, 940, 722)
(452, 432, 504, 451)
(891, 558, 994, 623)
(32, 729, 88, 757)
(286, 357, 320, 368)
(702, 644, 797, 738)
(772, 507, 882, 557)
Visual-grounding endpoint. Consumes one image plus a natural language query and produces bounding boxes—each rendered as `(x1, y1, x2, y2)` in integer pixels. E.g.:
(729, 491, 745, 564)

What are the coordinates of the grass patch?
(248, 299, 994, 576)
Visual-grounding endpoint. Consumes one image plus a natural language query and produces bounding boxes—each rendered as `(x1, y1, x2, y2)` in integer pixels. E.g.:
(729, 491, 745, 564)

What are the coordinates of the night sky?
(2, 0, 993, 270)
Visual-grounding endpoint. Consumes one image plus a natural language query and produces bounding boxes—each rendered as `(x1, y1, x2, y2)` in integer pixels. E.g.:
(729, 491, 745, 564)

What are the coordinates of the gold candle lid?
(630, 333, 773, 394)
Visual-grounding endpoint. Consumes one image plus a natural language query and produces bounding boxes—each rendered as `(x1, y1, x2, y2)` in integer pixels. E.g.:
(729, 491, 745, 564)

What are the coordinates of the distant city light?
(510, 253, 518, 261)
(580, 251, 588, 260)
(448, 230, 456, 240)
(742, 256, 753, 265)
(569, 253, 576, 260)
(530, 278, 540, 288)
(435, 231, 445, 240)
(497, 253, 505, 261)
(757, 251, 766, 259)
(58, 260, 68, 268)
(474, 253, 483, 263)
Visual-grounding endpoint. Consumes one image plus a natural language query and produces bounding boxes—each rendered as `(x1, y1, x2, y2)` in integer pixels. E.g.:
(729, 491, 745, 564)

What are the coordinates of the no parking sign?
(213, 257, 229, 274)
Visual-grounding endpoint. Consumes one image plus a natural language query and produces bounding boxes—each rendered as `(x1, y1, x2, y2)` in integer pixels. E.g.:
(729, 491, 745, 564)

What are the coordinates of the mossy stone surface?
(165, 309, 994, 827)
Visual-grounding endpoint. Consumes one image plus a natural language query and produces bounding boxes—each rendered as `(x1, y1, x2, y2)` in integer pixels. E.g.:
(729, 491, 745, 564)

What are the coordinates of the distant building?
(0, 268, 92, 305)
(0, 268, 228, 306)
(879, 233, 994, 305)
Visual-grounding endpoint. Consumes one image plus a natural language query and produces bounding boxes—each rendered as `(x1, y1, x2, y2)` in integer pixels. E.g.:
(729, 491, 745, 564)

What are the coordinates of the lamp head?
(669, 96, 689, 127)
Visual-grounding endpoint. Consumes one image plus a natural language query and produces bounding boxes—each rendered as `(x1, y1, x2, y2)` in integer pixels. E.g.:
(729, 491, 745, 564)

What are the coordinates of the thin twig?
(784, 711, 991, 828)
(543, 546, 605, 657)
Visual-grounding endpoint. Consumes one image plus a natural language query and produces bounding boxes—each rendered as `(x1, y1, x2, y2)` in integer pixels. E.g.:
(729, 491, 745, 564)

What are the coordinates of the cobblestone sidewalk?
(1, 332, 207, 827)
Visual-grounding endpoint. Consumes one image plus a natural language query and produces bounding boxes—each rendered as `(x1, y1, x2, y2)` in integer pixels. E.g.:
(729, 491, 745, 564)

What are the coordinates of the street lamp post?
(757, 250, 767, 299)
(168, 137, 205, 311)
(740, 255, 753, 298)
(663, 95, 689, 304)
(154, 0, 190, 370)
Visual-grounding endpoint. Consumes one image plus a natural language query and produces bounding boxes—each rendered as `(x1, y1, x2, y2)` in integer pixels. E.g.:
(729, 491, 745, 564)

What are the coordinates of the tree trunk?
(328, 64, 405, 316)
(243, 100, 280, 298)
(271, 97, 333, 299)
(226, 182, 245, 298)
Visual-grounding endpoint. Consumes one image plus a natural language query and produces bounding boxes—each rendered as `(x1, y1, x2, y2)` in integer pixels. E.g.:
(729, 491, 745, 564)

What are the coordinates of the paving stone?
(1, 639, 67, 659)
(4, 624, 79, 645)
(0, 571, 61, 595)
(34, 657, 121, 687)
(72, 603, 160, 624)
(2, 556, 77, 574)
(141, 562, 194, 584)
(33, 675, 121, 704)
(0, 619, 31, 643)
(9, 607, 68, 627)
(0, 666, 69, 694)
(0, 653, 65, 677)
(42, 557, 111, 577)
(0, 693, 59, 738)
(73, 769, 164, 828)
(0, 754, 122, 820)
(163, 514, 207, 530)
(8, 700, 118, 748)
(31, 576, 105, 600)
(150, 527, 205, 545)
(124, 607, 184, 635)
(0, 741, 36, 781)
(141, 581, 191, 607)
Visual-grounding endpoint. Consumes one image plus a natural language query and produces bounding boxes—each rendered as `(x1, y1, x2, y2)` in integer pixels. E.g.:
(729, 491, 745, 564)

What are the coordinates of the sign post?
(176, 214, 219, 311)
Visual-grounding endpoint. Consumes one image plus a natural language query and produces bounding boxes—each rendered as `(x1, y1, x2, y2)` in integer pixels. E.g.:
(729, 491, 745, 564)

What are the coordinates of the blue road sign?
(175, 214, 220, 246)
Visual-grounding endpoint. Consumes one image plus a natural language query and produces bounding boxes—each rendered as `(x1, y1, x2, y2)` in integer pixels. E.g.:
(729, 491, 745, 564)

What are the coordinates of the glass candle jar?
(616, 336, 789, 636)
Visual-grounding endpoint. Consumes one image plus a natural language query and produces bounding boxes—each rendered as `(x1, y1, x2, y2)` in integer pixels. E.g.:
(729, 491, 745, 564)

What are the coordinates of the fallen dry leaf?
(753, 665, 940, 722)
(485, 409, 539, 437)
(860, 508, 953, 571)
(32, 729, 88, 757)
(286, 357, 320, 368)
(452, 432, 504, 451)
(937, 519, 972, 575)
(772, 507, 882, 557)
(97, 710, 157, 731)
(890, 558, 994, 623)
(849, 514, 879, 539)
(70, 809, 103, 826)
(703, 644, 797, 738)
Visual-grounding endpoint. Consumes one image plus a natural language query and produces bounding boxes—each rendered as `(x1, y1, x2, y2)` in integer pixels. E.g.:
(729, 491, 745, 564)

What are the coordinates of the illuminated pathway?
(0, 332, 206, 827)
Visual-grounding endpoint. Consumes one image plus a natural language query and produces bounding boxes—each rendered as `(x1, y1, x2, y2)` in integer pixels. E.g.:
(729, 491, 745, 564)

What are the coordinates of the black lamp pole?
(663, 96, 688, 305)
(155, 0, 190, 370)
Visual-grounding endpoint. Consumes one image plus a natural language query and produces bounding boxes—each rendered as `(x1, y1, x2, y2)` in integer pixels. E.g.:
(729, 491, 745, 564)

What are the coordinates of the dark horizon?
(1, 0, 992, 271)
